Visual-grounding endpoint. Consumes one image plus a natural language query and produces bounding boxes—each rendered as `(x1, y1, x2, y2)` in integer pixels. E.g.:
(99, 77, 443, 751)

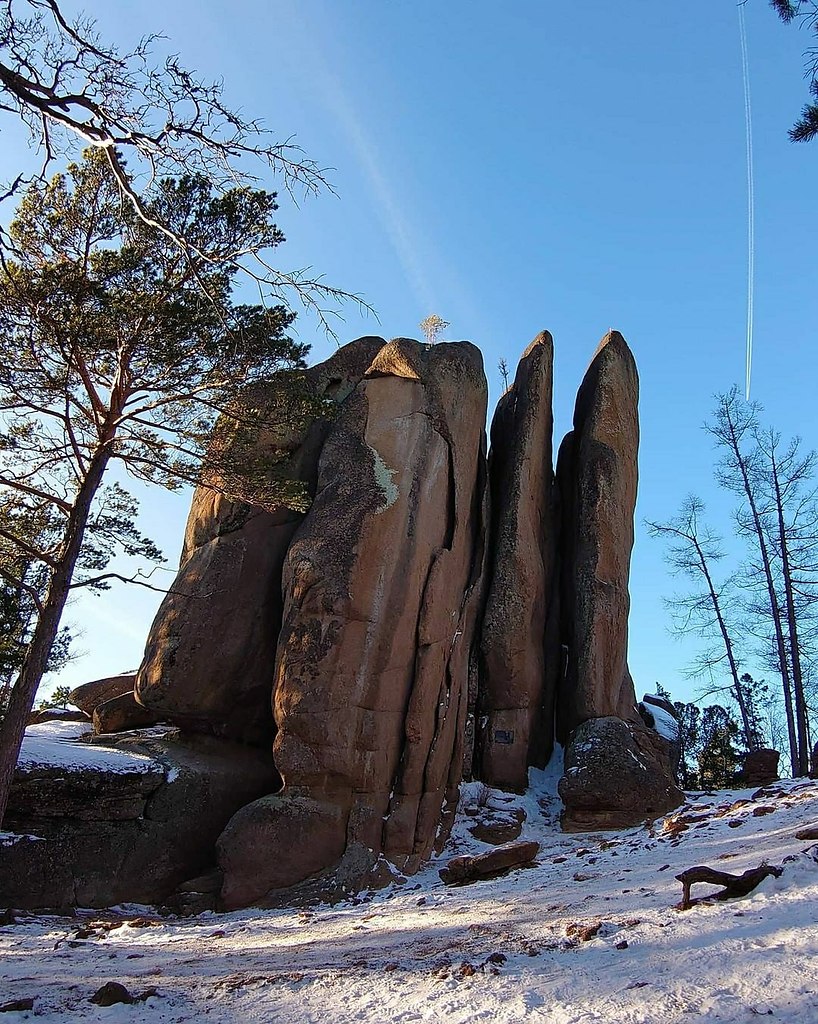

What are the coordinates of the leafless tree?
(753, 427, 818, 773)
(646, 496, 757, 750)
(419, 314, 450, 344)
(0, 0, 368, 330)
(706, 389, 799, 773)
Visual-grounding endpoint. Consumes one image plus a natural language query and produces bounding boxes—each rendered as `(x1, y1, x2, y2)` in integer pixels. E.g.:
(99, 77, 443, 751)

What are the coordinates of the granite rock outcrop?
(1, 725, 276, 909)
(558, 717, 684, 831)
(556, 331, 642, 739)
(5, 327, 685, 910)
(217, 338, 488, 907)
(553, 332, 681, 828)
(134, 338, 385, 745)
(477, 332, 559, 790)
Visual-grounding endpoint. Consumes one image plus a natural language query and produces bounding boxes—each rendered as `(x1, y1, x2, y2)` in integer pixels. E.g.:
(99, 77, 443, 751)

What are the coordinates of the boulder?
(556, 331, 642, 740)
(638, 694, 682, 782)
(439, 840, 540, 884)
(0, 725, 278, 910)
(7, 722, 165, 822)
(27, 708, 90, 725)
(468, 806, 525, 845)
(739, 748, 780, 788)
(93, 692, 163, 735)
(135, 337, 385, 745)
(218, 338, 488, 906)
(559, 717, 684, 831)
(217, 792, 348, 909)
(478, 332, 559, 790)
(69, 673, 136, 716)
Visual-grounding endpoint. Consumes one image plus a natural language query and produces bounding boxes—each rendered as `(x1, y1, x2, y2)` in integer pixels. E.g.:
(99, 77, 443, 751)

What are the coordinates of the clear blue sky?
(4, 1, 817, 705)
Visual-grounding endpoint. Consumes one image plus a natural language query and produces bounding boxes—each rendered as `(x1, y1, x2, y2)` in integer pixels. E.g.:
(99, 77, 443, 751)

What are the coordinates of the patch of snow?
(367, 443, 399, 511)
(626, 749, 648, 771)
(17, 720, 162, 775)
(0, 832, 45, 845)
(642, 699, 680, 741)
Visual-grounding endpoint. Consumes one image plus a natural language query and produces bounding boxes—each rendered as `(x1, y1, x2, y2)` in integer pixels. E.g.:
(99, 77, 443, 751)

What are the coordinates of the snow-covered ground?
(2, 757, 818, 1023)
(14, 721, 160, 775)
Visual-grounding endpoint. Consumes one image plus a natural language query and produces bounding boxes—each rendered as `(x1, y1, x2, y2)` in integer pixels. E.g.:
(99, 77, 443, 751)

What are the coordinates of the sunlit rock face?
(134, 337, 385, 746)
(217, 339, 489, 908)
(477, 331, 559, 792)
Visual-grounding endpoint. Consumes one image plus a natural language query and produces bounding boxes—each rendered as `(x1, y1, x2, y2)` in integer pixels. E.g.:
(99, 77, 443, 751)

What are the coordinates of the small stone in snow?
(90, 982, 134, 1006)
(0, 999, 34, 1013)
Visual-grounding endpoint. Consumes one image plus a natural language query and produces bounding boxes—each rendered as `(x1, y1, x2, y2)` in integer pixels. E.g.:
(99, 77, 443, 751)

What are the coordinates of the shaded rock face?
(477, 332, 559, 791)
(1, 727, 277, 909)
(28, 708, 89, 725)
(556, 331, 642, 740)
(8, 727, 165, 822)
(135, 338, 385, 746)
(217, 338, 488, 907)
(558, 717, 684, 831)
(93, 692, 163, 735)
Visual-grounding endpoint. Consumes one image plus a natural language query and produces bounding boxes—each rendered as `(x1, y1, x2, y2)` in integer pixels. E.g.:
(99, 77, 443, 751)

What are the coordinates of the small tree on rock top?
(419, 314, 450, 345)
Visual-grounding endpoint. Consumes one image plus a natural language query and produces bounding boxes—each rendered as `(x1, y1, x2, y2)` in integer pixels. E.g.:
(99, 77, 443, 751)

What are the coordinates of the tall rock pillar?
(556, 331, 682, 828)
(478, 332, 559, 790)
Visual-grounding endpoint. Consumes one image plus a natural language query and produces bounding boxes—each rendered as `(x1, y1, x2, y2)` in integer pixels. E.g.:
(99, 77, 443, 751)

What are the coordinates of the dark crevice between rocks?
(378, 551, 436, 861)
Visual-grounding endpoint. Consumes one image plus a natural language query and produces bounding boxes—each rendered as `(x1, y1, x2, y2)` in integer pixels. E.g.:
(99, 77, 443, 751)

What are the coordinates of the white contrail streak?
(738, 0, 755, 401)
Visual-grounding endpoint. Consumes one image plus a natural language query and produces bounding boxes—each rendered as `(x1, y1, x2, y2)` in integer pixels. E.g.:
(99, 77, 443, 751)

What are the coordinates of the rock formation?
(1, 725, 276, 910)
(217, 339, 488, 908)
(558, 717, 683, 830)
(4, 327, 687, 909)
(69, 673, 136, 717)
(134, 337, 385, 745)
(739, 749, 781, 788)
(555, 332, 682, 828)
(556, 331, 642, 739)
(477, 332, 559, 790)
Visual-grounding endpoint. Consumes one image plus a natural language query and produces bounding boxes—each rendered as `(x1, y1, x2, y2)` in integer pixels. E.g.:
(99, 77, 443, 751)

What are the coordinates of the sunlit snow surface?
(15, 721, 160, 774)
(2, 752, 818, 1023)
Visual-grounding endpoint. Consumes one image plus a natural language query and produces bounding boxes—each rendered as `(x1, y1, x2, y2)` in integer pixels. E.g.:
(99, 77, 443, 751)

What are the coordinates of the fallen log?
(675, 863, 782, 910)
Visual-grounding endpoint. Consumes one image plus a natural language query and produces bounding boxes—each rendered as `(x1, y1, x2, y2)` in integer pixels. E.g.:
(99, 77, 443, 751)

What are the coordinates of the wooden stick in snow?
(675, 863, 782, 910)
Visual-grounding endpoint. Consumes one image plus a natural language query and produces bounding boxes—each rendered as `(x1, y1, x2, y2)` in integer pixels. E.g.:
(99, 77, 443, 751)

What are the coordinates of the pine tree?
(0, 150, 312, 824)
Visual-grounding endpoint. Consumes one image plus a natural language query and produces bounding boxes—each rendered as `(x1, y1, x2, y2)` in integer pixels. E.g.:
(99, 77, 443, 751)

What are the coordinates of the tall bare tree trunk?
(692, 535, 755, 750)
(0, 449, 111, 826)
(715, 398, 799, 774)
(771, 447, 810, 776)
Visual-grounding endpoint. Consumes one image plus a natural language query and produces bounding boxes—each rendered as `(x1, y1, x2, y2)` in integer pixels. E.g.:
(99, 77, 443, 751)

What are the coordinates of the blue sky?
(4, 1, 817, 706)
